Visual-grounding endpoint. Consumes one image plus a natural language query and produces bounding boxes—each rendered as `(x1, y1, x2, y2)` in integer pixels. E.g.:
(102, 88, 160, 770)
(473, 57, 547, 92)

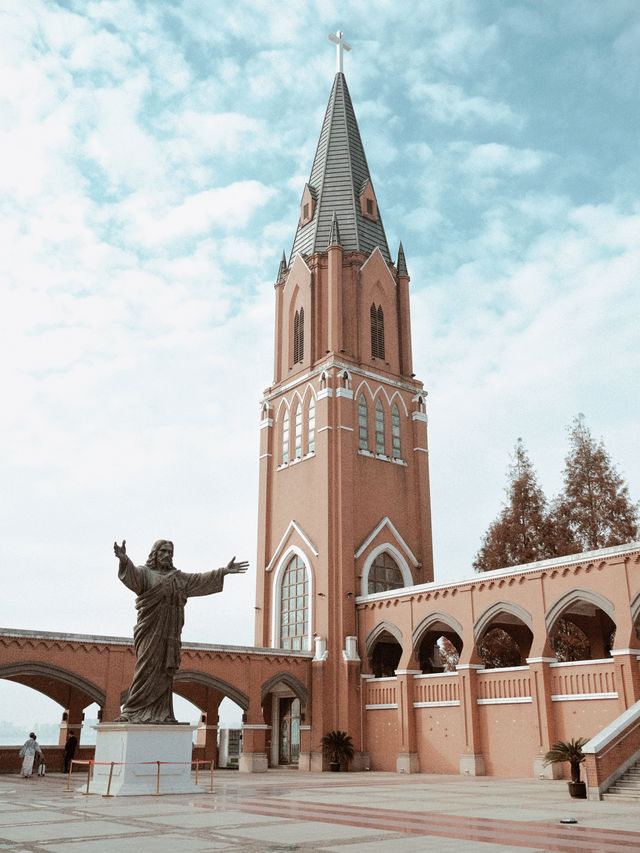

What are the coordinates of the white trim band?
(551, 692, 618, 702)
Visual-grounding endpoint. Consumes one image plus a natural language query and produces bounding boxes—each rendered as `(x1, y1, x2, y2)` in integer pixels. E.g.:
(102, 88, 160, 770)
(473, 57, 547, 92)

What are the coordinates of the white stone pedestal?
(87, 723, 203, 796)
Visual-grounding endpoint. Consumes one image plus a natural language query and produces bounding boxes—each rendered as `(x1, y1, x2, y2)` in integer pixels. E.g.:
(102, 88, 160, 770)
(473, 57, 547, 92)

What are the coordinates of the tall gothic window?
(294, 405, 302, 459)
(307, 397, 315, 454)
(375, 398, 385, 454)
(368, 552, 404, 594)
(370, 303, 385, 359)
(280, 554, 309, 650)
(391, 404, 401, 459)
(282, 410, 290, 465)
(293, 307, 304, 364)
(358, 394, 368, 450)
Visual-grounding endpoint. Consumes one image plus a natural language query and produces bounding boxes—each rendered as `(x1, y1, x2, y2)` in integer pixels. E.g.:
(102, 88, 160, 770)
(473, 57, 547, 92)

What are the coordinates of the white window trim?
(266, 520, 319, 572)
(355, 517, 420, 566)
(271, 546, 314, 651)
(360, 543, 413, 598)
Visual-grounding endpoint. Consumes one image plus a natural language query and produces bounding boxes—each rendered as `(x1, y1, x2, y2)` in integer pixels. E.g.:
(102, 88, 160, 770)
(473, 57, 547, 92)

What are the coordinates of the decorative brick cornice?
(356, 541, 640, 608)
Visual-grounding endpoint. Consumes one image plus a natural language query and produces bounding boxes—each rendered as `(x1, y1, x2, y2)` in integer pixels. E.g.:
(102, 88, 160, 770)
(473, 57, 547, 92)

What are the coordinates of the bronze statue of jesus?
(113, 539, 248, 724)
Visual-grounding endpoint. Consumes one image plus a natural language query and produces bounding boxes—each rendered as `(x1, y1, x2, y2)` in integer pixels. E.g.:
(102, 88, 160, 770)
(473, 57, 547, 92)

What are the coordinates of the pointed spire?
(276, 251, 287, 284)
(327, 212, 342, 248)
(289, 72, 390, 263)
(397, 242, 408, 277)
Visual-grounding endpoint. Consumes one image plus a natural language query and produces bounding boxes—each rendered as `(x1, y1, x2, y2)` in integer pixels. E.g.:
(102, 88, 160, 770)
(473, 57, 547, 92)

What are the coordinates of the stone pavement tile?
(0, 807, 78, 825)
(44, 832, 234, 853)
(324, 837, 545, 853)
(213, 817, 396, 846)
(74, 800, 199, 817)
(139, 810, 284, 828)
(0, 818, 148, 843)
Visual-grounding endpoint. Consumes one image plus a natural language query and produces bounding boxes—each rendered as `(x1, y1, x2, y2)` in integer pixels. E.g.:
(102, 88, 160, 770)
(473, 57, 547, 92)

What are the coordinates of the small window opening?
(294, 406, 302, 459)
(358, 395, 368, 450)
(391, 405, 401, 459)
(308, 398, 315, 454)
(375, 399, 385, 455)
(370, 303, 385, 360)
(293, 307, 304, 364)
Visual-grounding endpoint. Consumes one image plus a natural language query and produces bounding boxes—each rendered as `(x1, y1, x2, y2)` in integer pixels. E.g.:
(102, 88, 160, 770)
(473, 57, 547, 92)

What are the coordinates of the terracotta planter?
(568, 781, 586, 798)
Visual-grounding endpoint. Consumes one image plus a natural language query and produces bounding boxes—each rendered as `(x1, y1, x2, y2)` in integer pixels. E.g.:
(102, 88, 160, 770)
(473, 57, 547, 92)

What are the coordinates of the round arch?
(365, 620, 403, 661)
(261, 671, 308, 707)
(0, 662, 105, 708)
(174, 670, 249, 711)
(413, 612, 464, 674)
(473, 601, 534, 646)
(545, 588, 616, 636)
(271, 546, 314, 650)
(361, 543, 412, 597)
(412, 611, 464, 649)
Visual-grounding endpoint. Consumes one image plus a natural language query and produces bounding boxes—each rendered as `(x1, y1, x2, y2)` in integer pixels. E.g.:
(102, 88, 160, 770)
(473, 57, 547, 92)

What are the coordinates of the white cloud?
(408, 80, 523, 128)
(458, 143, 545, 175)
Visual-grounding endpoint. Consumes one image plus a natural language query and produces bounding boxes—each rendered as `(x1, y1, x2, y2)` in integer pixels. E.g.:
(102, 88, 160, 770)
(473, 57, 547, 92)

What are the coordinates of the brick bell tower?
(254, 33, 433, 770)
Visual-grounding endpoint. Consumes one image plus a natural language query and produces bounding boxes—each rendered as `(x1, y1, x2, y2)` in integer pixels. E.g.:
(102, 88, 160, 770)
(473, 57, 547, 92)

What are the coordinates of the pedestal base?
(534, 754, 562, 779)
(459, 753, 486, 776)
(88, 723, 202, 796)
(238, 752, 268, 773)
(396, 752, 420, 774)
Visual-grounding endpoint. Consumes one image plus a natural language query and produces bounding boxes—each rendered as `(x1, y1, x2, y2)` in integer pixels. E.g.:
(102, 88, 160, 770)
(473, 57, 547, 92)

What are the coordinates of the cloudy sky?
(1, 0, 639, 730)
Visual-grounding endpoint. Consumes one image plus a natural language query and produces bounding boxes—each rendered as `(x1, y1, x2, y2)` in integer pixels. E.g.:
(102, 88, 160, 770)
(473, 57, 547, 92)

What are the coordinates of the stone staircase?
(602, 759, 640, 800)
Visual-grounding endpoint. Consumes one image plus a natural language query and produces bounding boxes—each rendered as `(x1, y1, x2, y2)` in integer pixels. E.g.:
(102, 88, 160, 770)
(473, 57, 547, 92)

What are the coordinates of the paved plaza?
(0, 768, 638, 852)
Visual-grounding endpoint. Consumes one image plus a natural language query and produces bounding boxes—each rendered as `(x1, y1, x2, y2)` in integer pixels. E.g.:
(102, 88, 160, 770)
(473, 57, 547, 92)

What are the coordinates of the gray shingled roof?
(289, 72, 390, 263)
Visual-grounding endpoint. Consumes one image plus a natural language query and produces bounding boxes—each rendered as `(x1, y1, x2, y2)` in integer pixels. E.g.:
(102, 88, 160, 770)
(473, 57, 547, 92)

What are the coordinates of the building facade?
(2, 49, 640, 798)
(253, 67, 434, 769)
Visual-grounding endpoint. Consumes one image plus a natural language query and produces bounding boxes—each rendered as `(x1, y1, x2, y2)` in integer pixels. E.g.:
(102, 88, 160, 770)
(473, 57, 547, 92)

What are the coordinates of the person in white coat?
(19, 733, 43, 778)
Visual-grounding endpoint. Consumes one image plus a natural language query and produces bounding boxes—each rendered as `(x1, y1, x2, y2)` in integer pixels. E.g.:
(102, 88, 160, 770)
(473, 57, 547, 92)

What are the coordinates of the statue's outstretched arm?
(221, 556, 249, 575)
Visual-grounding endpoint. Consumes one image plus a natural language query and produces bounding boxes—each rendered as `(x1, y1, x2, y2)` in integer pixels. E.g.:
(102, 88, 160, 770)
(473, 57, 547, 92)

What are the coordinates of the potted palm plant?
(544, 738, 588, 798)
(321, 730, 354, 772)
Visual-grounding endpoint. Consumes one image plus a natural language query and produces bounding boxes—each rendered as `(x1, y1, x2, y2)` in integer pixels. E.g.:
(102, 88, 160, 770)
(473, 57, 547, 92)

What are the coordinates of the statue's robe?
(118, 557, 224, 723)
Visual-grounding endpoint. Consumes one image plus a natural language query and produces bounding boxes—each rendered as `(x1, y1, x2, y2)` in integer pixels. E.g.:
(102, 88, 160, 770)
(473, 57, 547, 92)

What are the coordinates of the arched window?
(375, 399, 385, 455)
(307, 397, 315, 454)
(280, 555, 309, 650)
(368, 552, 404, 594)
(358, 395, 368, 450)
(282, 410, 290, 464)
(293, 307, 304, 364)
(391, 404, 401, 459)
(370, 303, 385, 359)
(294, 405, 302, 459)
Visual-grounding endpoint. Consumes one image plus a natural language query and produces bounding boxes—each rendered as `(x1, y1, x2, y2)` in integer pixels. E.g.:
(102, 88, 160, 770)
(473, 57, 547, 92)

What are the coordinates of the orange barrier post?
(103, 762, 116, 798)
(209, 760, 214, 794)
(64, 762, 73, 792)
(153, 761, 161, 796)
(82, 761, 93, 796)
(194, 759, 199, 787)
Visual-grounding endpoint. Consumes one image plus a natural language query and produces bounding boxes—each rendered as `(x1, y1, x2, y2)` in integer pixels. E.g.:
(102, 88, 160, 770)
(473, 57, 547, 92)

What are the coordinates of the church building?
(253, 33, 433, 770)
(248, 33, 640, 785)
(2, 34, 640, 800)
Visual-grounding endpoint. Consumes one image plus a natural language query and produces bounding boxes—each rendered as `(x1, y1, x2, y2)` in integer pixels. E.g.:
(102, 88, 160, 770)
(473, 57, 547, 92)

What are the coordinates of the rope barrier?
(66, 758, 215, 797)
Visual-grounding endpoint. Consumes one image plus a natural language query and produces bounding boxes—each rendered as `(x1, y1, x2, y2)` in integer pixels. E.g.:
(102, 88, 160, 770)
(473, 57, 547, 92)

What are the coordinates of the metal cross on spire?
(328, 30, 351, 74)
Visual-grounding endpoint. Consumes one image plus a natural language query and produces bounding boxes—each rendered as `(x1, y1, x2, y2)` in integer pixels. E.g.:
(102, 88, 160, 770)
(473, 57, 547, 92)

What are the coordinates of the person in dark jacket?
(63, 731, 78, 773)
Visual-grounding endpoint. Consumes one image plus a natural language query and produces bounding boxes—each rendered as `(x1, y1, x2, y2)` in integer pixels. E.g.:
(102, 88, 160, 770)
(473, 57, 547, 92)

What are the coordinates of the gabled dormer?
(299, 183, 317, 228)
(359, 178, 378, 222)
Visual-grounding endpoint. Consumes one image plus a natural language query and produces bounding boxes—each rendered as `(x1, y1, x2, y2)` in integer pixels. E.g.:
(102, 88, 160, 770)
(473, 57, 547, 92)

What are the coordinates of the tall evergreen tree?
(474, 439, 554, 572)
(551, 414, 638, 552)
